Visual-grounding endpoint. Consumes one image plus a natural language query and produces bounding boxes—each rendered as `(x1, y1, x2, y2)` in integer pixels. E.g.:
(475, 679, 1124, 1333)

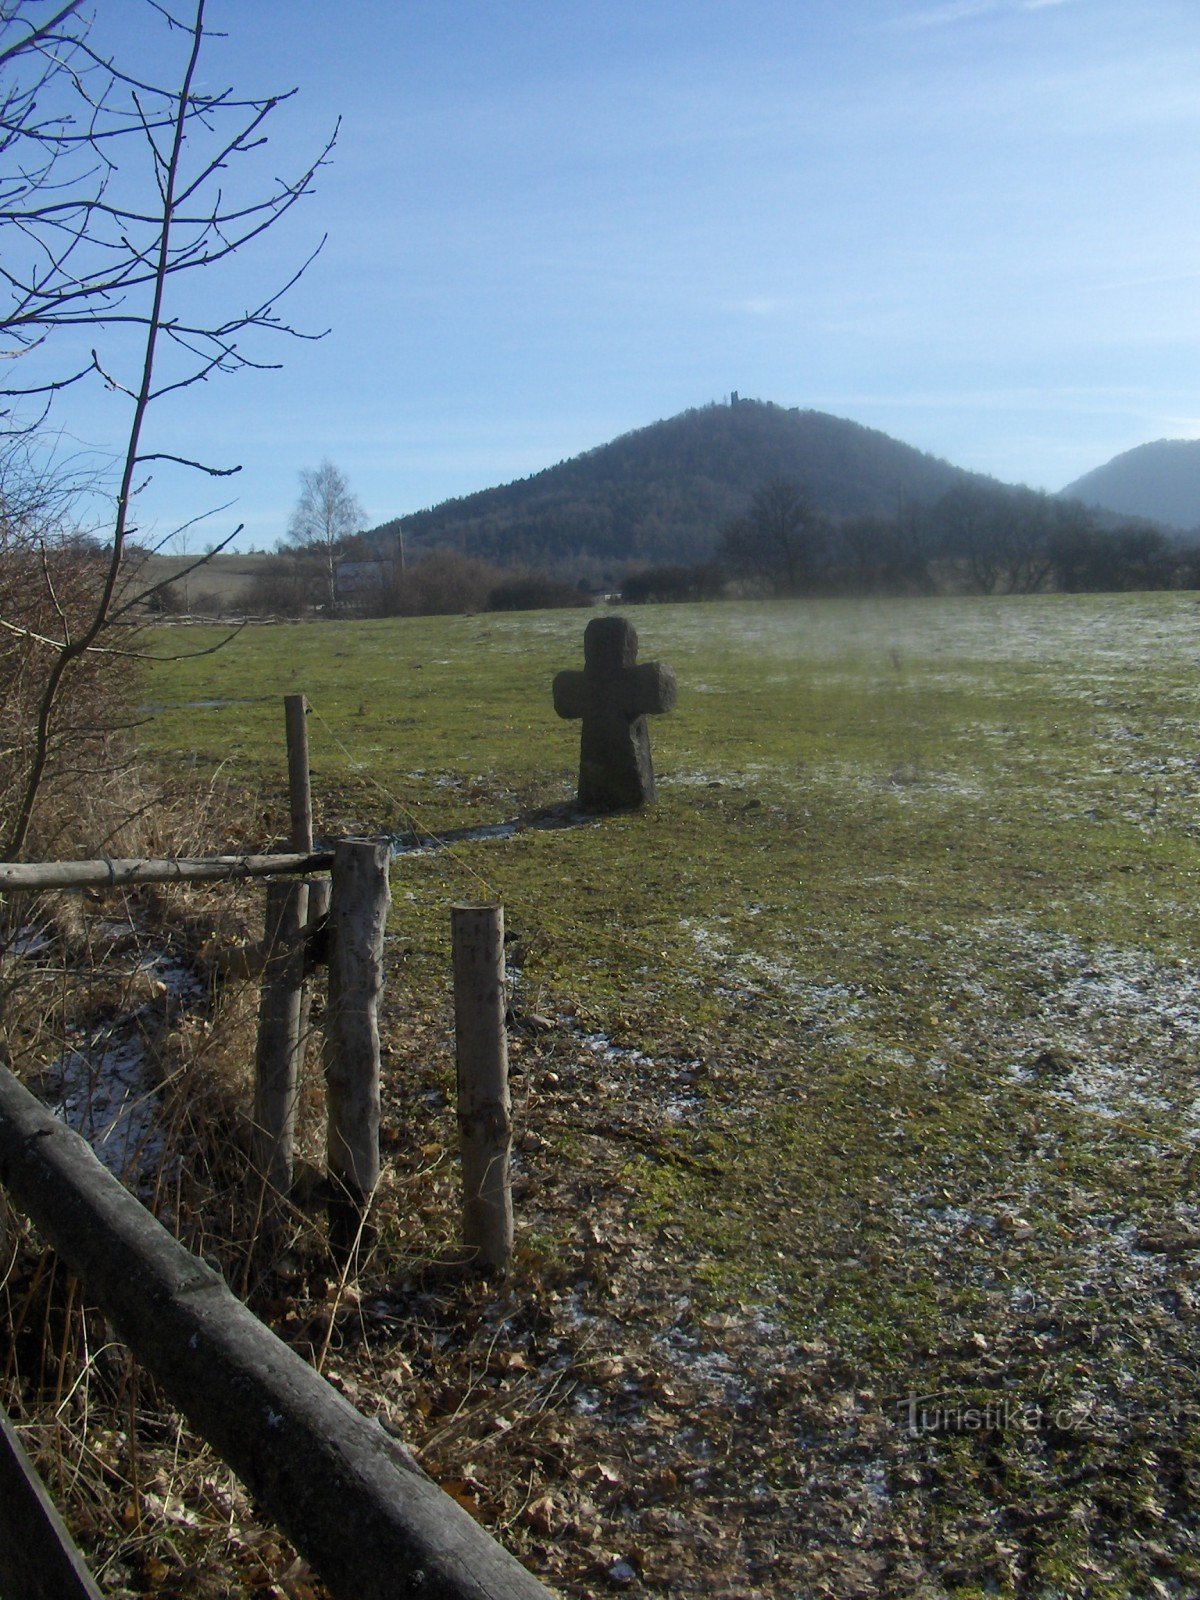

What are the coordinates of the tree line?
(622, 477, 1199, 604)
(237, 465, 1200, 620)
(248, 545, 590, 619)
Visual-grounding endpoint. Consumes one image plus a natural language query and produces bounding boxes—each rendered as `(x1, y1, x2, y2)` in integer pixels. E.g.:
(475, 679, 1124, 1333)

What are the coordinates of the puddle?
(44, 949, 203, 1192)
(385, 805, 601, 857)
(390, 821, 520, 855)
(6, 925, 54, 958)
(51, 1034, 169, 1185)
(139, 698, 261, 714)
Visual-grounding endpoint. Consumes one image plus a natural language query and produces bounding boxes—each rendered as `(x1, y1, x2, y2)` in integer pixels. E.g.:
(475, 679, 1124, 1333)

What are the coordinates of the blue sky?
(24, 0, 1200, 551)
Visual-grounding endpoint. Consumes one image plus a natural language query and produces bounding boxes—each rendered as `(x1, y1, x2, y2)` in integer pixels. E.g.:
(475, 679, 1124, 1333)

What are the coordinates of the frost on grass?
(679, 915, 869, 1029)
(979, 921, 1200, 1122)
(891, 916, 1200, 1347)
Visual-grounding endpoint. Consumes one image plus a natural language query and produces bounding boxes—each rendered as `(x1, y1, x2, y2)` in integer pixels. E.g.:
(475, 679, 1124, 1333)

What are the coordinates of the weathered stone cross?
(553, 615, 677, 811)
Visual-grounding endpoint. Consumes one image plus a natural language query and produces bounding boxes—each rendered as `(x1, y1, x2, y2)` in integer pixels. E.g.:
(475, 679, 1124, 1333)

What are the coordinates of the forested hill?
(367, 399, 996, 574)
(1061, 439, 1200, 532)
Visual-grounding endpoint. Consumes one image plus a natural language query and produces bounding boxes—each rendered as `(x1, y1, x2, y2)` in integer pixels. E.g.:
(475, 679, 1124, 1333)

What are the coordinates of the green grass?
(142, 593, 1200, 1593)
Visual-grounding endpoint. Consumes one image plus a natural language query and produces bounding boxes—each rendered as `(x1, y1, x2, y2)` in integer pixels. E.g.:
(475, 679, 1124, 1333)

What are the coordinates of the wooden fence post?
(284, 694, 330, 1055)
(252, 878, 309, 1205)
(250, 694, 327, 1236)
(324, 839, 390, 1261)
(451, 904, 513, 1274)
(284, 694, 314, 853)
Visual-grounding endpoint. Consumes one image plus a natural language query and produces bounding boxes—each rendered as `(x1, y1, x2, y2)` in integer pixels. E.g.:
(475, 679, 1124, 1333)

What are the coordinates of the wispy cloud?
(726, 296, 793, 318)
(890, 0, 1077, 30)
(819, 385, 1155, 415)
(1082, 269, 1200, 295)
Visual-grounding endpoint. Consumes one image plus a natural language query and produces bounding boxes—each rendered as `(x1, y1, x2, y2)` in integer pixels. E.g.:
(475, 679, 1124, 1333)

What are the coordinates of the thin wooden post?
(251, 696, 317, 1221)
(451, 904, 513, 1274)
(324, 839, 390, 1261)
(284, 694, 314, 852)
(252, 877, 309, 1204)
(284, 694, 330, 1058)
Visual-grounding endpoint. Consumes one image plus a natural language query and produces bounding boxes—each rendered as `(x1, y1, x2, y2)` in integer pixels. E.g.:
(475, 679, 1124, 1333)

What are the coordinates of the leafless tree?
(282, 458, 364, 611)
(0, 0, 335, 860)
(718, 478, 825, 594)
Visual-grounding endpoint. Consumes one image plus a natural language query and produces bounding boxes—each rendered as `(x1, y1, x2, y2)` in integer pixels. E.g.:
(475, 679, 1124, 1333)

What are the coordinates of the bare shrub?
(379, 550, 498, 616)
(620, 561, 725, 604)
(245, 558, 321, 618)
(0, 483, 139, 861)
(487, 572, 590, 612)
(0, 4, 338, 1584)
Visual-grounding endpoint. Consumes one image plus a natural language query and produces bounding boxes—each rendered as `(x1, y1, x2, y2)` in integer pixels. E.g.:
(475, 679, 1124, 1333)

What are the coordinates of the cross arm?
(624, 661, 678, 717)
(552, 669, 586, 720)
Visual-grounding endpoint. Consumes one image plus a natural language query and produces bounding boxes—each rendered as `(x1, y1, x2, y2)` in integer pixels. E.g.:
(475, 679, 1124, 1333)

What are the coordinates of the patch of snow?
(391, 820, 518, 855)
(862, 1461, 891, 1509)
(653, 1322, 753, 1403)
(582, 1033, 650, 1067)
(662, 1095, 703, 1125)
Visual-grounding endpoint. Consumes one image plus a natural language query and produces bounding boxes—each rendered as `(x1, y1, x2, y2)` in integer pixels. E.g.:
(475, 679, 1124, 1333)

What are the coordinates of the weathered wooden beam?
(0, 852, 335, 893)
(205, 913, 329, 983)
(0, 1065, 556, 1600)
(206, 939, 270, 981)
(0, 1402, 103, 1600)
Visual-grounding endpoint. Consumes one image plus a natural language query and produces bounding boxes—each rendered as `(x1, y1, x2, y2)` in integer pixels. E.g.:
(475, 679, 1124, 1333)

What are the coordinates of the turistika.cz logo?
(898, 1393, 1097, 1438)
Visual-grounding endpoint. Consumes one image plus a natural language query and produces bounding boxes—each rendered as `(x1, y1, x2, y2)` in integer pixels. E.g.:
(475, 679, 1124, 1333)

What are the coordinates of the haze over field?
(24, 0, 1200, 552)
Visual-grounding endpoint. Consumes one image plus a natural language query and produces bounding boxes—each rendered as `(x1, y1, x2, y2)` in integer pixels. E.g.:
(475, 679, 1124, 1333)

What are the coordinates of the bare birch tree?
(282, 459, 364, 612)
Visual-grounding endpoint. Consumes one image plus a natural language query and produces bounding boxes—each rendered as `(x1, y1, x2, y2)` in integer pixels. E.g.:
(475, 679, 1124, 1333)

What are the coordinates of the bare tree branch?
(0, 0, 335, 858)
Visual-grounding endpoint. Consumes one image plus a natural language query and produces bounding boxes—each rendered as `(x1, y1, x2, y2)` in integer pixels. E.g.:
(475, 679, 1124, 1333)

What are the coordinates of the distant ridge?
(1062, 439, 1200, 531)
(367, 399, 1001, 575)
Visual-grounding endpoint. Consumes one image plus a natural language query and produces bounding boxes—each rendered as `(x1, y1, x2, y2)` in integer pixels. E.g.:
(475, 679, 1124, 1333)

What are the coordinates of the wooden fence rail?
(0, 1064, 556, 1600)
(0, 852, 335, 893)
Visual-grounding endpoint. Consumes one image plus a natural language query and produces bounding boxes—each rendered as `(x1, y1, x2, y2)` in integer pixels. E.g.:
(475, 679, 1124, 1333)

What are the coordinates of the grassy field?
(140, 594, 1200, 1597)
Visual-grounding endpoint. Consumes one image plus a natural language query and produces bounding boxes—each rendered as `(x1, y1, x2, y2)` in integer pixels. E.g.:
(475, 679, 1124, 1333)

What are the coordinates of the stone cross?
(553, 615, 677, 811)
